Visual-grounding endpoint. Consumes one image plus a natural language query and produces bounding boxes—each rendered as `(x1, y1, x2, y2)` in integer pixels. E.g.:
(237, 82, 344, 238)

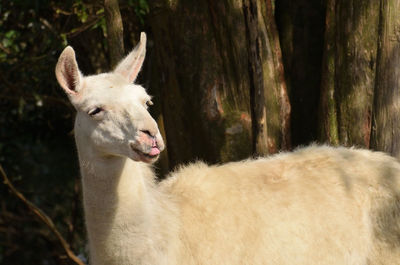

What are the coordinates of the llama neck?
(80, 155, 153, 228)
(78, 149, 172, 265)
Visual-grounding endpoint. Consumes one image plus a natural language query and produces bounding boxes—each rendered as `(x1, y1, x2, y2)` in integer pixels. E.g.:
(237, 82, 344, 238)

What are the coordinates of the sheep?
(55, 32, 400, 265)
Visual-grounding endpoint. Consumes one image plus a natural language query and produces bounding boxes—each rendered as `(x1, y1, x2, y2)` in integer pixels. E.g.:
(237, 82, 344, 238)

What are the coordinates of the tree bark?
(104, 0, 124, 68)
(318, 0, 339, 145)
(244, 0, 290, 155)
(370, 0, 400, 158)
(149, 0, 290, 168)
(149, 0, 251, 168)
(319, 0, 380, 148)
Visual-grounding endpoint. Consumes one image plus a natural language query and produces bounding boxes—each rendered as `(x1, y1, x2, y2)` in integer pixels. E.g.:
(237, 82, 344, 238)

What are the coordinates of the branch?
(66, 17, 102, 38)
(0, 94, 73, 110)
(0, 165, 85, 265)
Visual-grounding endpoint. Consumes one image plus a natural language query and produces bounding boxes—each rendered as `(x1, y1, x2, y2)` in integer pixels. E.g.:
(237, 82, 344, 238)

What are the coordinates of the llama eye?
(88, 107, 103, 116)
(146, 100, 153, 107)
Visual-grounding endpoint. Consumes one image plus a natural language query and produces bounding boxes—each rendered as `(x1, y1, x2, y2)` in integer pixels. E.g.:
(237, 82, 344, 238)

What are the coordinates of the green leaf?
(18, 97, 25, 116)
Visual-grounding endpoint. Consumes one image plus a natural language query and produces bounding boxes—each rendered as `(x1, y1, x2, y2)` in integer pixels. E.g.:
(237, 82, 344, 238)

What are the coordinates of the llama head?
(55, 32, 164, 163)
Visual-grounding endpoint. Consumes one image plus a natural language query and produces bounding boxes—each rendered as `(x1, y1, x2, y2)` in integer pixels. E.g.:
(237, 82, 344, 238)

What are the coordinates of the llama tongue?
(149, 147, 160, 156)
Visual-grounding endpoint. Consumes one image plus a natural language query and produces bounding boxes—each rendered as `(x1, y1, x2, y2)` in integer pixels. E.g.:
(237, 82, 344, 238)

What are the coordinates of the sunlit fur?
(56, 33, 400, 265)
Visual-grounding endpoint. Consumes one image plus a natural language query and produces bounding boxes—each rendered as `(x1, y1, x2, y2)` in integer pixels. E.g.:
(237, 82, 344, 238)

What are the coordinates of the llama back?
(160, 145, 400, 264)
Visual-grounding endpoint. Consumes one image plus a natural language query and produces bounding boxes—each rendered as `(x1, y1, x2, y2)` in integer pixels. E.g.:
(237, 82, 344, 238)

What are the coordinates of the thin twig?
(39, 17, 59, 36)
(66, 17, 102, 38)
(0, 43, 12, 55)
(0, 165, 85, 265)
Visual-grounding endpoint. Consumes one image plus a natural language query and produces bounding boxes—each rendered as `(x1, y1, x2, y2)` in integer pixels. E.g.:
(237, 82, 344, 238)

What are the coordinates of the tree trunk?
(370, 0, 400, 158)
(276, 0, 326, 147)
(149, 0, 290, 168)
(104, 0, 124, 68)
(319, 0, 380, 148)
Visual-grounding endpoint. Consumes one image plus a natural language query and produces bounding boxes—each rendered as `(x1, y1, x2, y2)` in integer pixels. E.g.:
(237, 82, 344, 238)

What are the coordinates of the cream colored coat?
(56, 33, 400, 265)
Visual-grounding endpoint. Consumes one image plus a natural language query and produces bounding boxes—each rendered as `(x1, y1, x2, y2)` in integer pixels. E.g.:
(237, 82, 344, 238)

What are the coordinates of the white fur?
(56, 33, 400, 265)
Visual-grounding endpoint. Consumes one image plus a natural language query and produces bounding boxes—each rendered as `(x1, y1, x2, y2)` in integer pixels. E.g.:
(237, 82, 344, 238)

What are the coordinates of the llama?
(56, 32, 400, 265)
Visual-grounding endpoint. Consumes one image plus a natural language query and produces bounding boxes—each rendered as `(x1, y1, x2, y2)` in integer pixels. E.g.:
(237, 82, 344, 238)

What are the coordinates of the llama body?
(56, 33, 400, 265)
(164, 146, 400, 265)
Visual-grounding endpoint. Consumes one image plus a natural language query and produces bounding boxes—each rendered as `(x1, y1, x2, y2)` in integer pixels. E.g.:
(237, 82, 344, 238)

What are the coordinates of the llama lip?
(138, 148, 159, 158)
(130, 143, 160, 163)
(137, 150, 159, 163)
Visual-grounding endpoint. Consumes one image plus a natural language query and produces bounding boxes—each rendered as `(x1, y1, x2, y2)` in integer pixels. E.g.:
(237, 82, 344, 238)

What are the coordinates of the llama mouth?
(129, 139, 161, 163)
(130, 145, 160, 163)
(136, 149, 160, 163)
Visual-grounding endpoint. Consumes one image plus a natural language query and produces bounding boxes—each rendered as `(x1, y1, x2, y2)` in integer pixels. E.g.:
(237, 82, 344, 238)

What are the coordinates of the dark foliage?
(0, 0, 146, 263)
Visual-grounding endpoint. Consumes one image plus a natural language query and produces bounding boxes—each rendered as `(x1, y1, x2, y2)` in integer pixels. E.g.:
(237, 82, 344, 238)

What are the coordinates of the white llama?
(55, 32, 400, 265)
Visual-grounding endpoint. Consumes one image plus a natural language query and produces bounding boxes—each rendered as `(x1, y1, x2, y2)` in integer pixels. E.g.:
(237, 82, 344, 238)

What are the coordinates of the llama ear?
(55, 46, 83, 97)
(114, 32, 146, 83)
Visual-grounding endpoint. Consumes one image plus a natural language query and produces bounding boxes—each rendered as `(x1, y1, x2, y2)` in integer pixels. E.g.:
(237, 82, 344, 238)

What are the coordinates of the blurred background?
(1, 0, 399, 264)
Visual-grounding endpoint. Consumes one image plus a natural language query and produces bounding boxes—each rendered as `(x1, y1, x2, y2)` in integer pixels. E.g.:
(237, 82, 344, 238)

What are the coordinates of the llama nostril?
(141, 130, 154, 137)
